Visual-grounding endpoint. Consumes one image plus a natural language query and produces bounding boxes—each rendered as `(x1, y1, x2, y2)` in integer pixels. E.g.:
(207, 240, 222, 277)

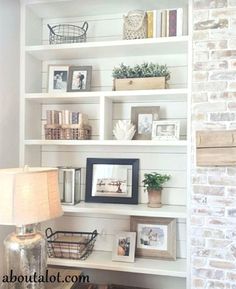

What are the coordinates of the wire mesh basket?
(45, 228, 98, 260)
(47, 22, 88, 44)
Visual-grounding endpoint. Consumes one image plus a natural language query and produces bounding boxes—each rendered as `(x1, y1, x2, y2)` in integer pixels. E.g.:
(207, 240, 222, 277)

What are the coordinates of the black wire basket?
(45, 227, 97, 260)
(47, 22, 88, 44)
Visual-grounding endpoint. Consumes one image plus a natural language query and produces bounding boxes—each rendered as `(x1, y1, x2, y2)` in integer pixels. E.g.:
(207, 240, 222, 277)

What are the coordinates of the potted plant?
(112, 62, 170, 91)
(142, 172, 170, 208)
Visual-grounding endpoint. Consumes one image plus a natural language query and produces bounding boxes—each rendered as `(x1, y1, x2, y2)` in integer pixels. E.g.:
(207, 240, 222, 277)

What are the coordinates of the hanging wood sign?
(196, 130, 236, 166)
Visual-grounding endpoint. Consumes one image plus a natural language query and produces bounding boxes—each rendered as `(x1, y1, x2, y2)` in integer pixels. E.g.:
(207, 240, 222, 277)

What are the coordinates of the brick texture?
(191, 1, 236, 288)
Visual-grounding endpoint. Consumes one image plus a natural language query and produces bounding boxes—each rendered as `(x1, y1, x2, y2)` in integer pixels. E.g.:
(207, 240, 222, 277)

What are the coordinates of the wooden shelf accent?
(25, 89, 188, 104)
(47, 251, 187, 277)
(24, 139, 188, 147)
(196, 130, 236, 166)
(25, 37, 189, 60)
(63, 202, 187, 218)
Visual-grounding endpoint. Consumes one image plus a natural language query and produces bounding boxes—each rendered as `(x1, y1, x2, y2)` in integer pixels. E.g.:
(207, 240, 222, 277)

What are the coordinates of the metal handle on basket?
(92, 229, 98, 239)
(45, 227, 53, 238)
(82, 21, 89, 32)
(47, 24, 55, 35)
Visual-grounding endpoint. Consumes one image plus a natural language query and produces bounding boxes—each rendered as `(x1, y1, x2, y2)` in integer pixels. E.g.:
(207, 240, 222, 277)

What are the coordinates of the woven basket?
(45, 124, 91, 140)
(123, 10, 147, 40)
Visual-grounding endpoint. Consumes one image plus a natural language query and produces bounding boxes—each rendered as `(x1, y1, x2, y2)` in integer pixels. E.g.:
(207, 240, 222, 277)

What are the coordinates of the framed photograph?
(131, 106, 160, 140)
(112, 232, 136, 263)
(130, 216, 176, 260)
(48, 65, 69, 93)
(67, 66, 92, 92)
(85, 158, 139, 204)
(152, 120, 180, 140)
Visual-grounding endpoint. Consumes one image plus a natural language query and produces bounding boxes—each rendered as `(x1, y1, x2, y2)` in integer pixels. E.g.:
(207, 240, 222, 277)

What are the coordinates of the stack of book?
(46, 110, 81, 125)
(147, 8, 183, 38)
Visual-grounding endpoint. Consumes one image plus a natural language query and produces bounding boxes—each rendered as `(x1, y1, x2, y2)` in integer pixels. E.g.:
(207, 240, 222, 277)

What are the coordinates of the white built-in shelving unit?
(20, 0, 191, 288)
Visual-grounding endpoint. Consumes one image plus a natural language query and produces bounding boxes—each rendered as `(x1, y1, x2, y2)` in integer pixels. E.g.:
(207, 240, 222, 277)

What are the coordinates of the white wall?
(0, 0, 20, 278)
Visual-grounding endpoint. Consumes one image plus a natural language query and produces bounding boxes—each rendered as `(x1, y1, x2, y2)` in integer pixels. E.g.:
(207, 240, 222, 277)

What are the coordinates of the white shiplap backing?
(33, 11, 188, 261)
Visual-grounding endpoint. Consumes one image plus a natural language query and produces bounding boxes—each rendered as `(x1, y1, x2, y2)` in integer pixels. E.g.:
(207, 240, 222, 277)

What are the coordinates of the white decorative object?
(113, 120, 136, 140)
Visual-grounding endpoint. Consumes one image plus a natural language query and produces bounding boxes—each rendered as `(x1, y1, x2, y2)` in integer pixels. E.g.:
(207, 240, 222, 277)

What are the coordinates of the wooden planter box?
(114, 77, 166, 91)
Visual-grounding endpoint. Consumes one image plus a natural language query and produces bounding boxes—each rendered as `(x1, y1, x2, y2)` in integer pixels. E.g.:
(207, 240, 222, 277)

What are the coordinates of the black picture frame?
(67, 66, 92, 92)
(85, 158, 139, 204)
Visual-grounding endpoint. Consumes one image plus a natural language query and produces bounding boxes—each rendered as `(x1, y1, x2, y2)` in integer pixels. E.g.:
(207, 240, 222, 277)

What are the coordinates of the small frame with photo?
(152, 120, 180, 141)
(130, 216, 176, 260)
(67, 66, 92, 92)
(131, 106, 160, 140)
(85, 158, 139, 204)
(48, 65, 69, 93)
(112, 232, 136, 263)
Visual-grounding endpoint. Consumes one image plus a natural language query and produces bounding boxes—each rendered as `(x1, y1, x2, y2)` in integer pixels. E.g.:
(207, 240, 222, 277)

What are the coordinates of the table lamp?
(0, 167, 63, 289)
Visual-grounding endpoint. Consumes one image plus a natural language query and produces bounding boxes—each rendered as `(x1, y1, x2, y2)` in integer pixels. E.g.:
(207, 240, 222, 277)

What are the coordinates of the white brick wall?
(192, 1, 236, 288)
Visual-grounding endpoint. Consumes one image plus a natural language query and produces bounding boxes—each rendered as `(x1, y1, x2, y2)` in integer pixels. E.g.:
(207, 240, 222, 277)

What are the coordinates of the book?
(156, 10, 162, 37)
(161, 10, 167, 37)
(169, 9, 177, 37)
(72, 112, 79, 124)
(46, 110, 52, 125)
(166, 10, 169, 37)
(177, 8, 183, 36)
(147, 11, 154, 38)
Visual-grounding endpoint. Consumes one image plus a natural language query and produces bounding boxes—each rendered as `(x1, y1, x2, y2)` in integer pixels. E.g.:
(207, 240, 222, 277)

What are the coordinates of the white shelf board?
(26, 0, 189, 18)
(25, 37, 189, 61)
(24, 139, 188, 146)
(47, 251, 186, 277)
(63, 202, 187, 218)
(25, 89, 188, 104)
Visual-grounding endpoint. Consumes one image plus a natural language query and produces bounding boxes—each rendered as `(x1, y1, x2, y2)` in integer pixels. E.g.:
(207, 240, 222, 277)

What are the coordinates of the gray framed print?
(130, 216, 176, 260)
(67, 66, 92, 92)
(131, 106, 160, 140)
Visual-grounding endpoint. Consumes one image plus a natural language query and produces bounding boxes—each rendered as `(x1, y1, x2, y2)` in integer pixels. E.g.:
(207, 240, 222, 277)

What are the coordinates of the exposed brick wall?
(192, 1, 236, 288)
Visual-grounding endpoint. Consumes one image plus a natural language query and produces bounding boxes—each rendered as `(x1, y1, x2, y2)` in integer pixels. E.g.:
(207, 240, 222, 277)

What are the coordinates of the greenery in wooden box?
(112, 63, 170, 91)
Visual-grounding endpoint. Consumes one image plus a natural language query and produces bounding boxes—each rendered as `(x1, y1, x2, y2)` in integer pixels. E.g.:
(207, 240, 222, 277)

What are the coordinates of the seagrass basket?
(45, 124, 91, 140)
(123, 10, 147, 40)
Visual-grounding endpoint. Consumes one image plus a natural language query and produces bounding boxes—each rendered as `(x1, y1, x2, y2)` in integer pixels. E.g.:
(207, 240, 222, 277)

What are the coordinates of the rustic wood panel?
(196, 130, 236, 148)
(196, 130, 236, 166)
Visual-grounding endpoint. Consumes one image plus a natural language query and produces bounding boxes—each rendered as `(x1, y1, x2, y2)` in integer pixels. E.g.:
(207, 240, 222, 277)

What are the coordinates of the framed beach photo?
(67, 66, 92, 92)
(112, 232, 136, 263)
(130, 216, 176, 260)
(85, 158, 139, 204)
(152, 120, 180, 141)
(131, 106, 160, 140)
(48, 65, 69, 93)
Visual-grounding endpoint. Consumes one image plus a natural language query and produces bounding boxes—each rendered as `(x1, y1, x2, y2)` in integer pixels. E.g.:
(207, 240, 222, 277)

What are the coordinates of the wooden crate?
(114, 77, 166, 91)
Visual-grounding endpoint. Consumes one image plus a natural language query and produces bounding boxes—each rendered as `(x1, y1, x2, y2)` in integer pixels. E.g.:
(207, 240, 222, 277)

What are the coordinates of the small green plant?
(112, 62, 170, 81)
(142, 172, 171, 191)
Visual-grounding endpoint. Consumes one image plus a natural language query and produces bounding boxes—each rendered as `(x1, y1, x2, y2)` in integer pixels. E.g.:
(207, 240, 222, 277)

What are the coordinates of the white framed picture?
(112, 232, 136, 263)
(48, 65, 69, 93)
(152, 121, 180, 141)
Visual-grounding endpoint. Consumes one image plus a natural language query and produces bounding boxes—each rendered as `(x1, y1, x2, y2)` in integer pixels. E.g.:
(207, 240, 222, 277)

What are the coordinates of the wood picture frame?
(85, 158, 139, 204)
(112, 232, 136, 263)
(130, 216, 176, 260)
(131, 106, 160, 140)
(48, 65, 69, 93)
(67, 66, 92, 92)
(152, 120, 180, 141)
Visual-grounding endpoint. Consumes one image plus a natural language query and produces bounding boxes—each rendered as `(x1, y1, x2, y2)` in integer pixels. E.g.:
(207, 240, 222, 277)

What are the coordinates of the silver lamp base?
(4, 224, 47, 289)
